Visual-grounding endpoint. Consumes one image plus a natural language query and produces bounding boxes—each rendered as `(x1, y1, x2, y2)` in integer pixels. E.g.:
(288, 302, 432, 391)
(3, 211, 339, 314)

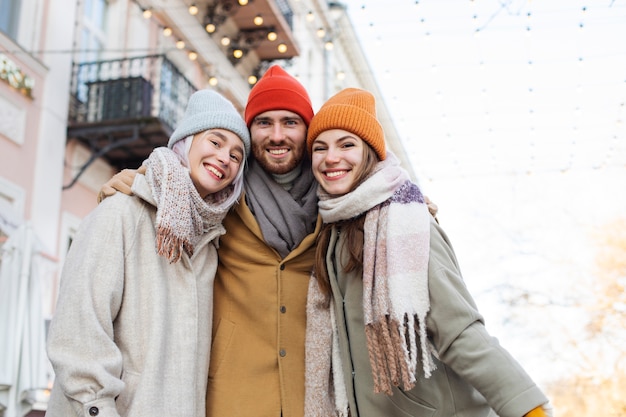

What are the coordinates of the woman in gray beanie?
(45, 90, 250, 417)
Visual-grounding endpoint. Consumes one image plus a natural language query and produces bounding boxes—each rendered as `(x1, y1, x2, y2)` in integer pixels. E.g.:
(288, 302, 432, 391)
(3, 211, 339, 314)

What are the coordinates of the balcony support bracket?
(63, 125, 141, 190)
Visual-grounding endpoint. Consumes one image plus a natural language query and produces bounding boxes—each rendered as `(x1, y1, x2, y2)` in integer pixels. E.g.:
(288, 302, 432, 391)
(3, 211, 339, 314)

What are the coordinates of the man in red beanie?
(205, 66, 319, 417)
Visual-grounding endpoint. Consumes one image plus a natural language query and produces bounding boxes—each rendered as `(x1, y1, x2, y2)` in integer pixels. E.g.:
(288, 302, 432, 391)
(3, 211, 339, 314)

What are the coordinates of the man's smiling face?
(249, 110, 308, 175)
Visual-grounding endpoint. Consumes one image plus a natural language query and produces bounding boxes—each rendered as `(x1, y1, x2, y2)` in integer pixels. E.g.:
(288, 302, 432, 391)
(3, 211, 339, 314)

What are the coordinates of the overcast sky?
(342, 0, 626, 386)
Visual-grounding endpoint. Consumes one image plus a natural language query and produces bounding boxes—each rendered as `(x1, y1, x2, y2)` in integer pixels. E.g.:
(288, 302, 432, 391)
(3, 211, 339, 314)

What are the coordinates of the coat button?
(89, 406, 99, 416)
(279, 264, 285, 270)
(279, 349, 286, 357)
(280, 306, 286, 313)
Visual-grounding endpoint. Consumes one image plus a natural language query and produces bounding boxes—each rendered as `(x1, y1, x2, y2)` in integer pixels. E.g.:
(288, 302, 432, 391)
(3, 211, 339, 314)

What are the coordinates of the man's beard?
(252, 144, 304, 175)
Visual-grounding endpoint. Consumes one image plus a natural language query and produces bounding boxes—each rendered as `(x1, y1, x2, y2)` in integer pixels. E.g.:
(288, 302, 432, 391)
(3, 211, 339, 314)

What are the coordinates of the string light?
(139, 1, 626, 179)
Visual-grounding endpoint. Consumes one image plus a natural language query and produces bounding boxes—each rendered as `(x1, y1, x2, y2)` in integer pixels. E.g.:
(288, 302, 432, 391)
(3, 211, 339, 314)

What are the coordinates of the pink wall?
(60, 140, 106, 220)
(0, 55, 46, 221)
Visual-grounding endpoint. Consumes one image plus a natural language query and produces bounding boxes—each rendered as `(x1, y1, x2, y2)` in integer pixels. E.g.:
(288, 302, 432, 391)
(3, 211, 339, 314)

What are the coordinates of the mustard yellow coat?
(207, 192, 322, 417)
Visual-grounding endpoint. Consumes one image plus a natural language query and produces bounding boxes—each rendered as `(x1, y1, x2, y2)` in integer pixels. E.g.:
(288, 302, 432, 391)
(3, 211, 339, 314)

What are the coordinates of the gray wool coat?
(327, 217, 549, 417)
(46, 175, 223, 417)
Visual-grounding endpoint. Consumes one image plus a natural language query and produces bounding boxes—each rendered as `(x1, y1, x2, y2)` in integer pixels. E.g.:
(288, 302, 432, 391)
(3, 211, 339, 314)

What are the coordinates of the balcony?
(179, 0, 298, 64)
(229, 0, 298, 60)
(66, 55, 196, 188)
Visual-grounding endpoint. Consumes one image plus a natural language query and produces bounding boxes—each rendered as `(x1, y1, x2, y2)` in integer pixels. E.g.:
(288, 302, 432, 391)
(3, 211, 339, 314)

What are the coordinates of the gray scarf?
(244, 158, 319, 258)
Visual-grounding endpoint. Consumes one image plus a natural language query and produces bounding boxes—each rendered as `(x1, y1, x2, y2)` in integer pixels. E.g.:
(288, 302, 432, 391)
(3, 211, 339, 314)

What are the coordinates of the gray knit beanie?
(168, 89, 251, 156)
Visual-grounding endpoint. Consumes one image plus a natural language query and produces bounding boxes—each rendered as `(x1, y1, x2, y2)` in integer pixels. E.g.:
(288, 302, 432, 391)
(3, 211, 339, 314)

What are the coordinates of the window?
(0, 0, 21, 40)
(75, 0, 109, 102)
(0, 177, 24, 231)
(77, 0, 108, 63)
(0, 177, 24, 254)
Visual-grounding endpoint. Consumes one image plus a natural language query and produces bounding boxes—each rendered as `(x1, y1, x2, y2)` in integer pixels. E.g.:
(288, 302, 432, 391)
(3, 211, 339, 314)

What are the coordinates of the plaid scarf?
(143, 147, 234, 263)
(305, 153, 435, 416)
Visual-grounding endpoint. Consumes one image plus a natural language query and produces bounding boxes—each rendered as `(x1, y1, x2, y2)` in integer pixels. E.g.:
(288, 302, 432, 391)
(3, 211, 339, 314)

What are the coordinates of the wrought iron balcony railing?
(65, 55, 197, 188)
(69, 54, 196, 129)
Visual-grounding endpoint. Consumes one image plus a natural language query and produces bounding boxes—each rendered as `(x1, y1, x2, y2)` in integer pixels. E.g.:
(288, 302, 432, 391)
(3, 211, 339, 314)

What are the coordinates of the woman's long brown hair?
(314, 144, 380, 302)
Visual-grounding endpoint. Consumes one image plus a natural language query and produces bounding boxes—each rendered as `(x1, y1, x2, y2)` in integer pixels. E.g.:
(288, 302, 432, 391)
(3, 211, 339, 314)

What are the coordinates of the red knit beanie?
(307, 88, 386, 160)
(244, 65, 314, 127)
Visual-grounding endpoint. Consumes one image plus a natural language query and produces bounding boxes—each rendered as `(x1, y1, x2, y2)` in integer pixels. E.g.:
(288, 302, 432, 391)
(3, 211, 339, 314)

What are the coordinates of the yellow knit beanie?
(307, 88, 386, 160)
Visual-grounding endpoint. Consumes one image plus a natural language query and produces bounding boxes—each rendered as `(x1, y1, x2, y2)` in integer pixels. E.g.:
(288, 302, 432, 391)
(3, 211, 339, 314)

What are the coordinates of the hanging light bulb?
(267, 31, 277, 41)
(248, 75, 258, 85)
(209, 76, 218, 86)
(142, 8, 152, 19)
(163, 27, 173, 37)
(277, 43, 287, 53)
(176, 40, 185, 49)
(206, 23, 216, 33)
(233, 48, 244, 59)
(221, 36, 231, 46)
(306, 11, 314, 22)
(254, 14, 264, 26)
(238, 0, 249, 5)
(188, 51, 198, 61)
(188, 4, 199, 15)
(316, 27, 325, 38)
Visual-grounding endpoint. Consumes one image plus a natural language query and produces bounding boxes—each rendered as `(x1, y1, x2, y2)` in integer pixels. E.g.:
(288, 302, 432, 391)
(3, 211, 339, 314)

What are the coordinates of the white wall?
(30, 0, 78, 254)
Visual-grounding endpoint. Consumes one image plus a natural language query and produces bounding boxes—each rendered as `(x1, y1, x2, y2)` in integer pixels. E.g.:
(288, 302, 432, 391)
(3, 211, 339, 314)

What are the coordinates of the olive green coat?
(328, 218, 549, 417)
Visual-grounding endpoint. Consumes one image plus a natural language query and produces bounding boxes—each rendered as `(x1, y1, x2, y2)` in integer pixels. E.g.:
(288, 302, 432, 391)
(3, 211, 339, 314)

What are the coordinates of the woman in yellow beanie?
(303, 88, 553, 417)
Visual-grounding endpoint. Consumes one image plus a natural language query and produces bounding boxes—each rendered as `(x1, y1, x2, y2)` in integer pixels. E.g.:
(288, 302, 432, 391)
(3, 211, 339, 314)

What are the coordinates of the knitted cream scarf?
(144, 147, 234, 263)
(305, 153, 435, 416)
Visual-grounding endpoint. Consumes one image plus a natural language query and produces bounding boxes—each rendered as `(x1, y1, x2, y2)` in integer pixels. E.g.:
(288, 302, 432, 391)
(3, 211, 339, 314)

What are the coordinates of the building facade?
(0, 0, 415, 415)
